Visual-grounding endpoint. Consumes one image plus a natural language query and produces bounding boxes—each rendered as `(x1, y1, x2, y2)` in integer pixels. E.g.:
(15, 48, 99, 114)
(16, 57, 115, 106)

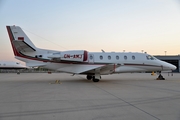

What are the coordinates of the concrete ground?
(0, 73, 180, 120)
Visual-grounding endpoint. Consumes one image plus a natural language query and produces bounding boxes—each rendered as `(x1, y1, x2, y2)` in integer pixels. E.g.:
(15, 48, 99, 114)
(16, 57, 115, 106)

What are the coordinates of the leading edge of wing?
(57, 64, 121, 74)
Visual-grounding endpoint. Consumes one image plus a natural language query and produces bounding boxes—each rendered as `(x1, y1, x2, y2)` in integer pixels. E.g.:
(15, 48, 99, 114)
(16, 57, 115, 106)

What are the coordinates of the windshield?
(146, 55, 156, 60)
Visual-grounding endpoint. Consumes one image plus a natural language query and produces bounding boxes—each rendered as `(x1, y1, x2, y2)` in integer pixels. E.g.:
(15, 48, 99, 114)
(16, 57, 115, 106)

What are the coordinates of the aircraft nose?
(170, 64, 177, 70)
(162, 62, 176, 71)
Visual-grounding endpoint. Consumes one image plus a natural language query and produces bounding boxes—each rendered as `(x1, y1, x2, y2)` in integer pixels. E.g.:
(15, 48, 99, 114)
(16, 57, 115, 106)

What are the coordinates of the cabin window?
(116, 56, 119, 60)
(90, 55, 93, 59)
(100, 55, 103, 60)
(132, 56, 135, 60)
(124, 55, 127, 60)
(108, 55, 111, 60)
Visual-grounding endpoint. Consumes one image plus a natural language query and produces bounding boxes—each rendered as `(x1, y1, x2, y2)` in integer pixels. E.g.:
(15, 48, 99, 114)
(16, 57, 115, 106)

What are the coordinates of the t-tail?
(6, 26, 37, 55)
(6, 26, 50, 67)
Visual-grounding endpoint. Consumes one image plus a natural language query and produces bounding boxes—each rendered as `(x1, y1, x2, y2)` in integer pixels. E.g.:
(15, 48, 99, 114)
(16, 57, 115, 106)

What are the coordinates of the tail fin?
(6, 25, 51, 67)
(6, 26, 37, 57)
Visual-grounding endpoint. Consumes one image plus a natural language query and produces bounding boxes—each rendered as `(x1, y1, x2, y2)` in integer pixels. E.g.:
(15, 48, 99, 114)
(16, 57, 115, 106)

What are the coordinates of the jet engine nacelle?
(48, 50, 88, 62)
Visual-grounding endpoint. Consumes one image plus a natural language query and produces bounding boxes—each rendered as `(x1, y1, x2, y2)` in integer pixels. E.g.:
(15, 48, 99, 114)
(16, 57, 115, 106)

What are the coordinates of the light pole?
(165, 51, 167, 56)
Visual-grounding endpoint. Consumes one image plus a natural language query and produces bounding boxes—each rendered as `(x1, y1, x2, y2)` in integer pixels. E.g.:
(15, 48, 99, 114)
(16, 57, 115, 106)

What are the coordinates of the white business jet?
(6, 26, 176, 82)
(0, 61, 26, 69)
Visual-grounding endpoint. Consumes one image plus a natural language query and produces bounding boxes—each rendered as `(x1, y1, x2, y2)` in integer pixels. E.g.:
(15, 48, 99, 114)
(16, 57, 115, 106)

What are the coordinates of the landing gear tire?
(92, 78, 99, 82)
(92, 76, 99, 82)
(86, 75, 92, 80)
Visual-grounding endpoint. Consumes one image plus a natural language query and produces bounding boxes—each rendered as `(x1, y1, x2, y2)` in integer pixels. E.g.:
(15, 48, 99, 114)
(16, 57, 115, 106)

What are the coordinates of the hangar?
(155, 55, 180, 72)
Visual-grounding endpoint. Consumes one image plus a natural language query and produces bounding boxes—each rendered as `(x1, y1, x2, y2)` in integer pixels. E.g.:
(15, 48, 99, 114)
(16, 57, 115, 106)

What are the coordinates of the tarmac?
(0, 73, 180, 120)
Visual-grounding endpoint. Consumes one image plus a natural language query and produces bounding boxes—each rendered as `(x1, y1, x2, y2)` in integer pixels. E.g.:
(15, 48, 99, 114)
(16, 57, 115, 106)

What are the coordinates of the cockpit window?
(146, 55, 156, 60)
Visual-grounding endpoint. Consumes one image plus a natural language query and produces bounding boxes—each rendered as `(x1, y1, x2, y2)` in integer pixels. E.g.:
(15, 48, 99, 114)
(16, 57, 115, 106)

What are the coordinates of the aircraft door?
(88, 54, 94, 63)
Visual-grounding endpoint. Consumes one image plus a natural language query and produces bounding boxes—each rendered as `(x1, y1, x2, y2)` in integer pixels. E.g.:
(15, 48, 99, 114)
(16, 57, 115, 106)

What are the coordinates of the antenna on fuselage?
(101, 49, 105, 53)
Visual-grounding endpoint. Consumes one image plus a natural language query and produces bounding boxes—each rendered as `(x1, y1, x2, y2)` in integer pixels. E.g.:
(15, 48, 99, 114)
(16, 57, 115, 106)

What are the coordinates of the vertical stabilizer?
(6, 26, 37, 56)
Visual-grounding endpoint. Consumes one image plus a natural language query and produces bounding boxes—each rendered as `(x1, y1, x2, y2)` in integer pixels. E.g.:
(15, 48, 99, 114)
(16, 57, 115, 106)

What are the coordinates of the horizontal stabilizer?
(26, 62, 46, 67)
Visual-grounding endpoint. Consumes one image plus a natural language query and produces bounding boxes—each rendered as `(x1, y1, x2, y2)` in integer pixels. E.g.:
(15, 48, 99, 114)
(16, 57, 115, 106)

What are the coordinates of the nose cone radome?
(162, 61, 177, 71)
(170, 64, 177, 70)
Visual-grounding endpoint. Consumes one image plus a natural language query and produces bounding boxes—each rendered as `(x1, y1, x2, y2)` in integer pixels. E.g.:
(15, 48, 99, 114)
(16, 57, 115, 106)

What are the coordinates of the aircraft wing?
(57, 64, 105, 74)
(97, 64, 121, 74)
(26, 62, 47, 67)
(57, 64, 121, 74)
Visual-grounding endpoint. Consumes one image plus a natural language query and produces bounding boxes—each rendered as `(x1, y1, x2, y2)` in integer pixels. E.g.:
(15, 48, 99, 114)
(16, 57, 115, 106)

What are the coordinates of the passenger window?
(132, 56, 135, 60)
(100, 55, 103, 60)
(108, 56, 111, 60)
(116, 56, 119, 60)
(90, 55, 93, 59)
(124, 56, 127, 60)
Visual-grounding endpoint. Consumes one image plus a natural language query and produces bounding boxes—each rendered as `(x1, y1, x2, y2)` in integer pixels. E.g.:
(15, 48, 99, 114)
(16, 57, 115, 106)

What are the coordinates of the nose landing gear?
(156, 71, 165, 80)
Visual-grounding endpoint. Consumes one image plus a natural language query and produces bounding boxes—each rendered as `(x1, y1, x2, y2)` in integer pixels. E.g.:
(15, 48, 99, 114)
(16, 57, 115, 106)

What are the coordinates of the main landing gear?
(156, 71, 165, 80)
(86, 75, 92, 80)
(86, 75, 100, 82)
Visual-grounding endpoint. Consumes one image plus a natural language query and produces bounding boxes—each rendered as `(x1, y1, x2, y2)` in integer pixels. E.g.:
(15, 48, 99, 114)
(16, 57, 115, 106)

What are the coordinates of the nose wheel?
(156, 71, 165, 80)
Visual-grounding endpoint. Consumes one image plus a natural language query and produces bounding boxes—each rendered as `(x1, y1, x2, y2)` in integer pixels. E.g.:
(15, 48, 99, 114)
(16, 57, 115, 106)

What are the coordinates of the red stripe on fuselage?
(124, 63, 160, 67)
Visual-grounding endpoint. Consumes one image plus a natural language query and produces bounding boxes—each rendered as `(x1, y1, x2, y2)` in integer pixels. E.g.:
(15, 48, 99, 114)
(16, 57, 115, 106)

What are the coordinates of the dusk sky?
(0, 0, 180, 62)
